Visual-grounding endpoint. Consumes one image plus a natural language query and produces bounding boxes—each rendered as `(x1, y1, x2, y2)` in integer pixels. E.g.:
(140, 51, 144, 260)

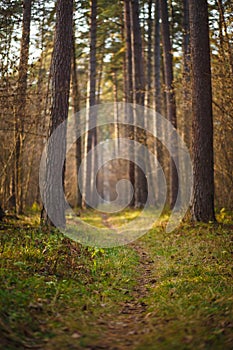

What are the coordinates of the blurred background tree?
(0, 0, 232, 217)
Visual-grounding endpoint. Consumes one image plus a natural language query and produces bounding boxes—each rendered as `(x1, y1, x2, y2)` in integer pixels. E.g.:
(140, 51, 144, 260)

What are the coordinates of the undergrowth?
(0, 209, 232, 349)
(0, 216, 138, 349)
(138, 216, 233, 349)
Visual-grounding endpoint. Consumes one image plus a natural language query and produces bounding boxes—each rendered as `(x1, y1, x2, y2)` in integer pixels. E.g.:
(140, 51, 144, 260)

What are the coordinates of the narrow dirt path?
(90, 216, 156, 350)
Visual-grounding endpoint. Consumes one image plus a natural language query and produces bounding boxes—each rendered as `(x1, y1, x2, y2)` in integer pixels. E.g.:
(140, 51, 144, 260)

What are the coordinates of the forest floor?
(0, 209, 233, 350)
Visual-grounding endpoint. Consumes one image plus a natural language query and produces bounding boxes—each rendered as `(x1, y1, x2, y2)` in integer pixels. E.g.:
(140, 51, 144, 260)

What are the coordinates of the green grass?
(0, 210, 232, 349)
(0, 216, 139, 349)
(137, 219, 233, 349)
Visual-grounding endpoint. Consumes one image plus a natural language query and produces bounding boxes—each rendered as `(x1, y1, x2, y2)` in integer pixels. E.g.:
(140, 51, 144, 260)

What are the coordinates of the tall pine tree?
(189, 0, 216, 222)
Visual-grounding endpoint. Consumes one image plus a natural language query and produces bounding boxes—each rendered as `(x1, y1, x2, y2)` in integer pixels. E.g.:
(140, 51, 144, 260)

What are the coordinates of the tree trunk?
(182, 0, 191, 149)
(84, 0, 98, 208)
(0, 204, 4, 220)
(146, 0, 153, 108)
(130, 0, 147, 208)
(154, 0, 164, 205)
(113, 70, 119, 154)
(96, 40, 106, 104)
(154, 0, 161, 116)
(71, 28, 82, 208)
(14, 0, 32, 214)
(124, 0, 135, 207)
(217, 0, 233, 76)
(130, 0, 145, 107)
(41, 0, 73, 227)
(160, 0, 179, 209)
(189, 0, 216, 222)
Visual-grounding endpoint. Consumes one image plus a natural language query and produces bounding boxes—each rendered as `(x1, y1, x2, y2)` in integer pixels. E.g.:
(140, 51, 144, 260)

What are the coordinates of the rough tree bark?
(160, 0, 179, 209)
(71, 28, 82, 208)
(189, 0, 216, 222)
(14, 0, 32, 214)
(41, 0, 73, 227)
(130, 0, 147, 208)
(182, 0, 191, 149)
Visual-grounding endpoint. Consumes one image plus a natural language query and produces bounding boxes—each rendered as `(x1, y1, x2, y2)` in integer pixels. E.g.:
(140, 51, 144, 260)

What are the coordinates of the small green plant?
(216, 207, 232, 224)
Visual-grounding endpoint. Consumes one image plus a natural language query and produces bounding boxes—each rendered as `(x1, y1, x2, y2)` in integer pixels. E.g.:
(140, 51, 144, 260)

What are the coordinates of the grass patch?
(0, 210, 232, 349)
(138, 219, 233, 349)
(0, 216, 139, 349)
